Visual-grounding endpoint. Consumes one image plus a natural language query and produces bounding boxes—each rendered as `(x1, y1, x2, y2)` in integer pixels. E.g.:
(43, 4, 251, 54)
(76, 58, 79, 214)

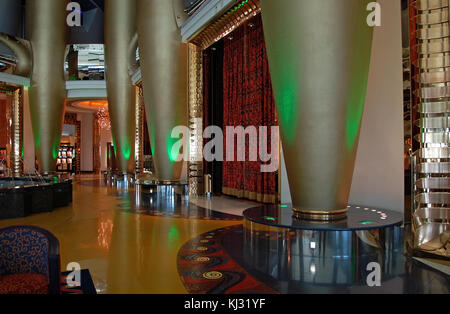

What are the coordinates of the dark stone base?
(0, 177, 73, 219)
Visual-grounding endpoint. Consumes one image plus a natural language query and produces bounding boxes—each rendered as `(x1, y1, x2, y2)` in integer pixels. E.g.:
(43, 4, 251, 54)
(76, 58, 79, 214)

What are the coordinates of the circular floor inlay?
(177, 226, 276, 294)
(203, 271, 223, 280)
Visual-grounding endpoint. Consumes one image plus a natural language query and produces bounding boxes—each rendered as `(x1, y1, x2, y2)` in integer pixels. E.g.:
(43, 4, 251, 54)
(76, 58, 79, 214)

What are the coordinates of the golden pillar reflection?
(261, 0, 374, 220)
(137, 0, 189, 182)
(26, 0, 68, 173)
(104, 0, 137, 174)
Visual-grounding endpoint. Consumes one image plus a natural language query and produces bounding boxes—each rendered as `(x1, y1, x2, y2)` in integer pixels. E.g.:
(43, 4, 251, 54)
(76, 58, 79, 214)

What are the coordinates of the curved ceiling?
(70, 100, 108, 111)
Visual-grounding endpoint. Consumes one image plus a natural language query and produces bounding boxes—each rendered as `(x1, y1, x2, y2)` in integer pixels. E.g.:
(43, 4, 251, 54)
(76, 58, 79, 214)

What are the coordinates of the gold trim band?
(292, 208, 348, 221)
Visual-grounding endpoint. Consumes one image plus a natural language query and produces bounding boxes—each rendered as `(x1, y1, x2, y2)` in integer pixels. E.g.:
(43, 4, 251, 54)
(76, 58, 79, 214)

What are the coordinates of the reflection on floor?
(188, 196, 260, 217)
(0, 176, 239, 294)
(132, 191, 243, 221)
(0, 175, 448, 294)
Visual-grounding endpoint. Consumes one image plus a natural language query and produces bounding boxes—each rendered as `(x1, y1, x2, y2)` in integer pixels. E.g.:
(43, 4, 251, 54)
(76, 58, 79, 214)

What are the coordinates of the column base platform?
(136, 180, 188, 197)
(242, 205, 404, 284)
(104, 172, 135, 189)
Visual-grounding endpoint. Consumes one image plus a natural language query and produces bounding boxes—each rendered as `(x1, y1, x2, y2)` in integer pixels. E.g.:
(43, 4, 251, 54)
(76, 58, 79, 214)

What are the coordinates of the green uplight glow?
(345, 77, 368, 151)
(151, 125, 156, 156)
(52, 141, 60, 160)
(281, 205, 288, 208)
(232, 0, 249, 12)
(345, 26, 373, 151)
(35, 130, 41, 149)
(112, 136, 117, 158)
(360, 221, 374, 225)
(167, 135, 182, 163)
(273, 58, 299, 145)
(264, 216, 276, 221)
(168, 226, 179, 243)
(122, 143, 131, 161)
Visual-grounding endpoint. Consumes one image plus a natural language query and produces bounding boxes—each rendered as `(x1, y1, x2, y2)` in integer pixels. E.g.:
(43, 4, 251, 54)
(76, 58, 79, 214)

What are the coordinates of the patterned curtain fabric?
(222, 15, 278, 203)
(203, 50, 211, 176)
(223, 26, 246, 199)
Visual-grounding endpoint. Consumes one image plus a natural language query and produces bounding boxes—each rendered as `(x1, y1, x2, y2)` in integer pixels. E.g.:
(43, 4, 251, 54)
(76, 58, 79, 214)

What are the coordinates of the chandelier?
(96, 108, 111, 130)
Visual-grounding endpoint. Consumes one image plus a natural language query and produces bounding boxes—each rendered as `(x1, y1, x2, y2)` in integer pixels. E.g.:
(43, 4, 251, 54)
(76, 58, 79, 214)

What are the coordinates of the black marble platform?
(244, 205, 403, 231)
(0, 177, 73, 219)
(137, 181, 188, 197)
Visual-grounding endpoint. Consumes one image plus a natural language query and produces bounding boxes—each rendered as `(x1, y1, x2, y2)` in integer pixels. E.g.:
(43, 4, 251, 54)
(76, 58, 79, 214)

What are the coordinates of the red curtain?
(223, 26, 246, 198)
(222, 15, 278, 203)
(202, 50, 211, 176)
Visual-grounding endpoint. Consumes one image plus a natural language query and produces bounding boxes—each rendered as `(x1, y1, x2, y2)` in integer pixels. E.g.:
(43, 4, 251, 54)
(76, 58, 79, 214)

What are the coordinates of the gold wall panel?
(135, 85, 145, 175)
(188, 44, 204, 196)
(10, 89, 23, 176)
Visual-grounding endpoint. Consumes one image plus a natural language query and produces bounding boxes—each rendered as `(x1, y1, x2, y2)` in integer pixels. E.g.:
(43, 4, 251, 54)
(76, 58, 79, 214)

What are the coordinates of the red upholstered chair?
(0, 226, 61, 294)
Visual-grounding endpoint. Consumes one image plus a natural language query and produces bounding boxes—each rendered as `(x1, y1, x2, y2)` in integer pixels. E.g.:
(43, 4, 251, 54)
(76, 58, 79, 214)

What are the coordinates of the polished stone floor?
(0, 175, 448, 294)
(0, 176, 240, 294)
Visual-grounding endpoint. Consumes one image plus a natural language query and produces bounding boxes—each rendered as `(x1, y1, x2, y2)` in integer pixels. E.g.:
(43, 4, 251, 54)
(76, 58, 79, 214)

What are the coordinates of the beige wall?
(100, 127, 112, 172)
(348, 0, 404, 212)
(79, 112, 94, 172)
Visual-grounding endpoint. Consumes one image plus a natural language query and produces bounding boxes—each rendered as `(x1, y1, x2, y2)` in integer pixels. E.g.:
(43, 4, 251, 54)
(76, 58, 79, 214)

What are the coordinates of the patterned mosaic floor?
(177, 225, 275, 294)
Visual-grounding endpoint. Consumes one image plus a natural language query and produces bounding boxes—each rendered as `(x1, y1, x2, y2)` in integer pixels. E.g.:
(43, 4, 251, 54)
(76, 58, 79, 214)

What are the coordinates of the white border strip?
(0, 72, 30, 87)
(181, 0, 236, 42)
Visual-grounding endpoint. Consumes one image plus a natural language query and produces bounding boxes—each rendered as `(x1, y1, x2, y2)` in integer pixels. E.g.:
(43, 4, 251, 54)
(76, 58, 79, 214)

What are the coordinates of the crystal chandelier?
(96, 108, 111, 130)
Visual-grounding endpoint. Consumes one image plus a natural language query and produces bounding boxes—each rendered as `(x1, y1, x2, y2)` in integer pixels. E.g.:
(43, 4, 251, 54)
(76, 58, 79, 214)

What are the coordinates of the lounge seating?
(0, 225, 61, 294)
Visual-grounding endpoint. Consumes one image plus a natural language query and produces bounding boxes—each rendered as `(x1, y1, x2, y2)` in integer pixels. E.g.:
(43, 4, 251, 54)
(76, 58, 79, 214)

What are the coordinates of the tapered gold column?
(26, 0, 68, 173)
(261, 0, 374, 220)
(104, 0, 137, 174)
(137, 0, 188, 182)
